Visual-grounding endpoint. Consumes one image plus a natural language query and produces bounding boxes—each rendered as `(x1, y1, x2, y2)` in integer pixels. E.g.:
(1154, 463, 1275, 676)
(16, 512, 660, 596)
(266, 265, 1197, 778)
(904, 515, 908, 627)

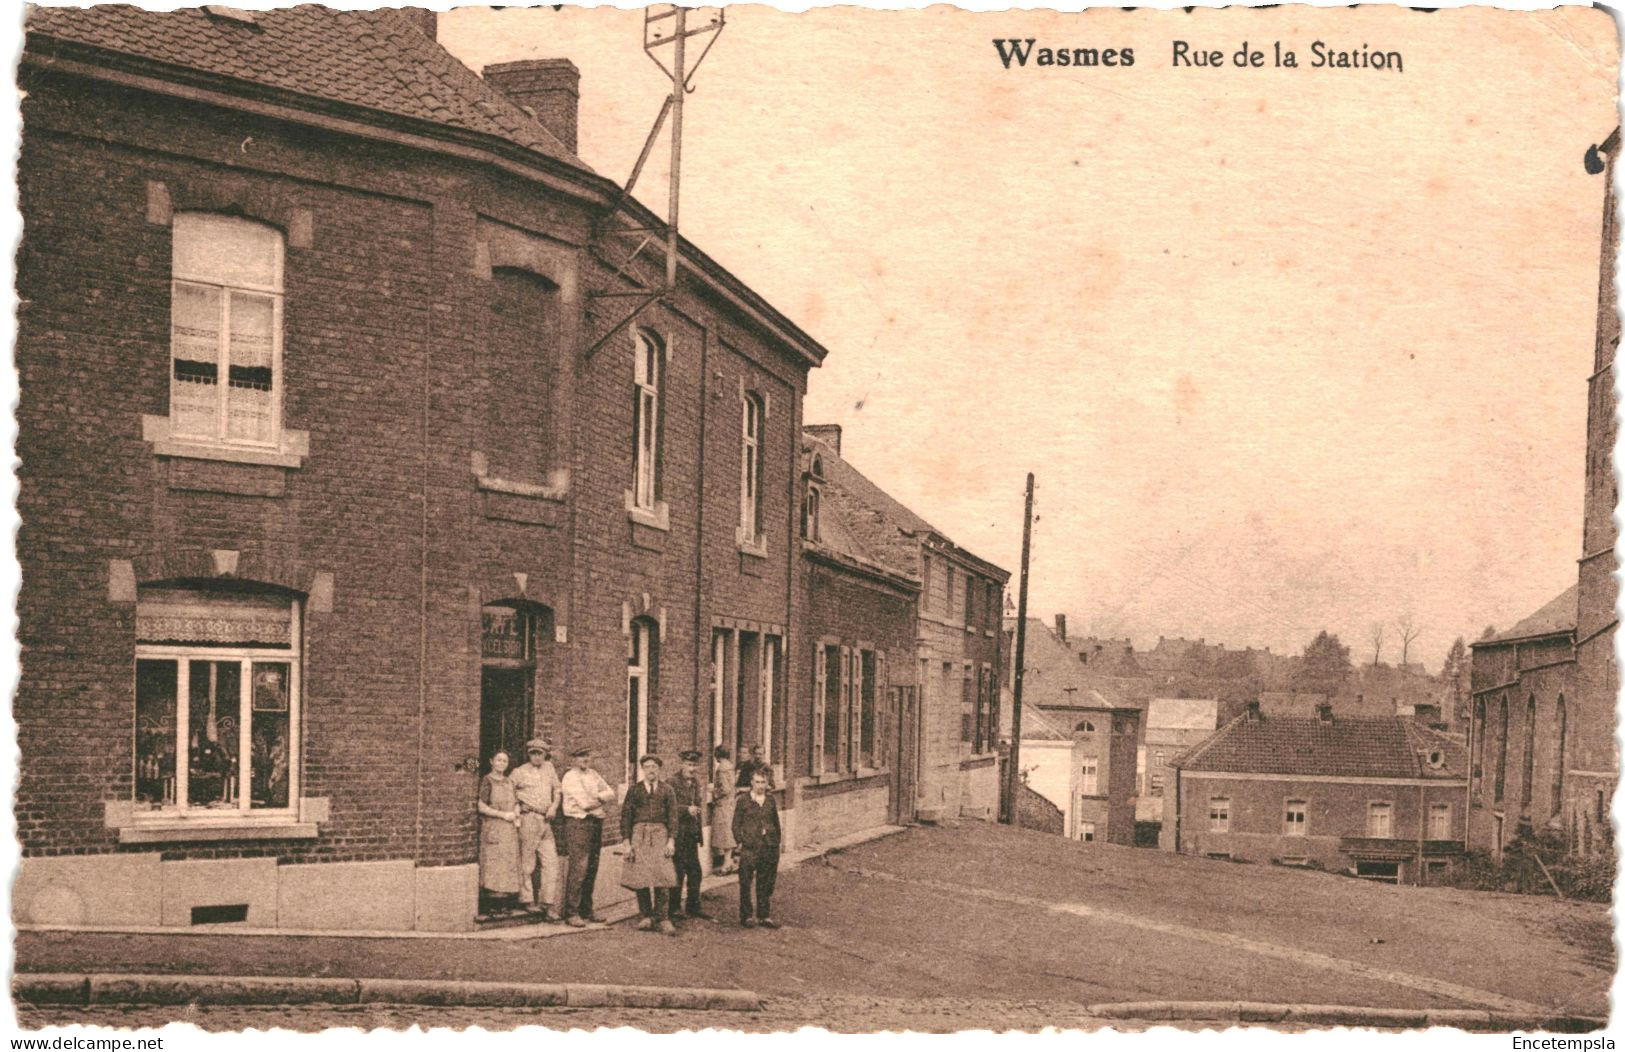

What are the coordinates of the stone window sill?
(625, 492, 670, 531)
(471, 453, 568, 501)
(798, 768, 890, 788)
(118, 820, 319, 844)
(143, 415, 308, 469)
(735, 527, 768, 557)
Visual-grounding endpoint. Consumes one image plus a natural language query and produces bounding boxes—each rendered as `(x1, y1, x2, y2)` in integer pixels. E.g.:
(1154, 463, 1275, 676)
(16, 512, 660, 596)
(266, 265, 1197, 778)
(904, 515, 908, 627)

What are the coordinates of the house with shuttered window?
(794, 427, 1009, 835)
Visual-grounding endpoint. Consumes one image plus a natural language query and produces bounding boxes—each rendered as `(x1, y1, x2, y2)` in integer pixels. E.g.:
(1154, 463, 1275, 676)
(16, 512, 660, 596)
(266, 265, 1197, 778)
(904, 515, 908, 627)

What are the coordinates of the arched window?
(1472, 697, 1487, 787)
(1494, 695, 1509, 803)
(631, 331, 664, 511)
(134, 582, 300, 816)
(1520, 694, 1537, 809)
(626, 617, 658, 781)
(740, 392, 764, 541)
(170, 213, 284, 446)
(1553, 694, 1568, 817)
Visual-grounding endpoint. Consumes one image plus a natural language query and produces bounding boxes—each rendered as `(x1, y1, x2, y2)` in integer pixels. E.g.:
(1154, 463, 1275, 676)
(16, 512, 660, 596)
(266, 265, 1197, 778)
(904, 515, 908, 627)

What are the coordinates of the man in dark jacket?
(731, 767, 781, 928)
(620, 754, 679, 935)
(670, 749, 710, 921)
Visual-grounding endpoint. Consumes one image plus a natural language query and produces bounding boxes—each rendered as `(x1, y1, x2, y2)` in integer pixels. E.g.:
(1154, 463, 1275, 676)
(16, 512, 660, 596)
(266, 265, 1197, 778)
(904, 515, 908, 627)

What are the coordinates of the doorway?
(479, 604, 539, 773)
(480, 668, 532, 773)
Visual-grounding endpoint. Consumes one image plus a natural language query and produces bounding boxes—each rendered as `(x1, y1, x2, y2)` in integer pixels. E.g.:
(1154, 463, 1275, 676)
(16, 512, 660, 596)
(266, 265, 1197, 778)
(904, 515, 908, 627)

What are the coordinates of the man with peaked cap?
(511, 737, 562, 920)
(620, 754, 679, 935)
(559, 745, 616, 927)
(669, 749, 710, 921)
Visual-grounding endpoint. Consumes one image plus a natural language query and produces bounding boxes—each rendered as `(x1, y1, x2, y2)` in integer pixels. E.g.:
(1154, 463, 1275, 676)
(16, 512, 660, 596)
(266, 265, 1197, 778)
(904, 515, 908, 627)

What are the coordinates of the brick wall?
(1178, 773, 1468, 879)
(16, 64, 812, 871)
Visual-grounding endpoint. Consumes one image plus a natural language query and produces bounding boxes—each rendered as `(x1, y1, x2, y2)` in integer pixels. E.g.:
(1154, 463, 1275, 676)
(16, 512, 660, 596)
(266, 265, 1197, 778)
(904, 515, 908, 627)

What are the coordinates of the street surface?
(16, 822, 1613, 1031)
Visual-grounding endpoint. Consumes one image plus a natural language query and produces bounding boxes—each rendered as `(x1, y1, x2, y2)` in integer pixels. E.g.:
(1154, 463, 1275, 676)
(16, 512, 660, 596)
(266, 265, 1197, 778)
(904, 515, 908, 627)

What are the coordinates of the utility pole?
(1002, 473, 1035, 825)
(665, 6, 685, 292)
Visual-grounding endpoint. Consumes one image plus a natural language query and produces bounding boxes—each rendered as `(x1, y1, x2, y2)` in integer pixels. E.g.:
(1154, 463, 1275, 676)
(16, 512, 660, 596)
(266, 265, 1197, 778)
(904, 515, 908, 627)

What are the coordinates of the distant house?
(1169, 704, 1470, 885)
(1136, 697, 1219, 823)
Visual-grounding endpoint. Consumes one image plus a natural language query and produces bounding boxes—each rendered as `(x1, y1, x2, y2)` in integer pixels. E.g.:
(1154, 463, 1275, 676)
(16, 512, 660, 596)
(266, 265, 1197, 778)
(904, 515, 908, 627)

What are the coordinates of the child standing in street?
(732, 767, 781, 928)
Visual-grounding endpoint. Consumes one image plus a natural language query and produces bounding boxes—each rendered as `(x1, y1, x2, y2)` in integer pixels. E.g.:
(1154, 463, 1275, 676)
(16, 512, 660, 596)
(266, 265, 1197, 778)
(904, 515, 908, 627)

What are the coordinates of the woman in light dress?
(477, 750, 522, 915)
(710, 745, 738, 874)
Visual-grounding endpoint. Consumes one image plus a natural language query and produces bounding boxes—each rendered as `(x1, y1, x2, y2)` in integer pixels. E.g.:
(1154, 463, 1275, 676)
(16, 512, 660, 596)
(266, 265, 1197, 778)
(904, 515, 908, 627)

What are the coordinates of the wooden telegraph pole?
(1002, 473, 1035, 825)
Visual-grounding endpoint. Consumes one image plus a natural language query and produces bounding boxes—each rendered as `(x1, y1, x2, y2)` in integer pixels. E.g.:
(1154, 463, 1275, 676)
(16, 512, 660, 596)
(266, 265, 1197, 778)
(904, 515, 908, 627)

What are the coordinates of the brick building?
(1135, 697, 1218, 824)
(1169, 706, 1470, 884)
(798, 428, 1009, 826)
(1467, 128, 1619, 859)
(13, 7, 833, 931)
(790, 428, 921, 845)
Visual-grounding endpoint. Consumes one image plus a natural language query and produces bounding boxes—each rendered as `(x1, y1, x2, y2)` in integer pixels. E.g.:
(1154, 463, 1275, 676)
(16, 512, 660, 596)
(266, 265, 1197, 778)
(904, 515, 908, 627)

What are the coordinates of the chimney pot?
(1054, 614, 1067, 642)
(1245, 699, 1262, 721)
(1316, 702, 1334, 723)
(483, 58, 581, 155)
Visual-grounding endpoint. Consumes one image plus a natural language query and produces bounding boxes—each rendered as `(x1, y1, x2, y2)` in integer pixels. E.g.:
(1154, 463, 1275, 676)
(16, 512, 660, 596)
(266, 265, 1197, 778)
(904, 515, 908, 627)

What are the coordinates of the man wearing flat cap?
(620, 754, 679, 935)
(511, 737, 562, 920)
(670, 749, 710, 921)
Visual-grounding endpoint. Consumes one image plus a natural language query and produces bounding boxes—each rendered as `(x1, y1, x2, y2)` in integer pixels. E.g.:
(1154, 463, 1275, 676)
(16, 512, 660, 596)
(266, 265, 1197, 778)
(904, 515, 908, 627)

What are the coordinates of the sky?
(441, 5, 1620, 671)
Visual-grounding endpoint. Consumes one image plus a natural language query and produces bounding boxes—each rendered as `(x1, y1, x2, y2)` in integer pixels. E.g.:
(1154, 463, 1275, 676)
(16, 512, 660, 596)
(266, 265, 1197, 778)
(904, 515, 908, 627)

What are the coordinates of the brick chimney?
(399, 8, 436, 39)
(805, 424, 842, 455)
(1053, 614, 1067, 642)
(483, 59, 581, 154)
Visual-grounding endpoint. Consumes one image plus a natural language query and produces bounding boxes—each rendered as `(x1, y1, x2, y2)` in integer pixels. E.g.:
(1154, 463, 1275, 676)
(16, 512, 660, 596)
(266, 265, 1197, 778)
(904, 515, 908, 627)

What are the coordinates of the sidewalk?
(15, 824, 907, 942)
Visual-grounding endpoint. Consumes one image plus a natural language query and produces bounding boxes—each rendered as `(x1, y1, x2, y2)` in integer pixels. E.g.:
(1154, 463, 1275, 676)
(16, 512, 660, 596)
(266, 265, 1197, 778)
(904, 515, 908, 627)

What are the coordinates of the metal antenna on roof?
(585, 6, 725, 359)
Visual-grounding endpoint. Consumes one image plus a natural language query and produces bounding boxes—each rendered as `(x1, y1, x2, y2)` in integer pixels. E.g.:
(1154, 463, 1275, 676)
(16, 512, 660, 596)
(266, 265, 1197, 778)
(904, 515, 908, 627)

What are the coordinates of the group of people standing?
(478, 740, 782, 934)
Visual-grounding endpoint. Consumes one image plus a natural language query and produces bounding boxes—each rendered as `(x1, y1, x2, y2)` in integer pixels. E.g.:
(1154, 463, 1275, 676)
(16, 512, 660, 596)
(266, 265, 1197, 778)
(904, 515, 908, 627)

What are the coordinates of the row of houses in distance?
(12, 5, 1007, 934)
(1001, 128, 1618, 885)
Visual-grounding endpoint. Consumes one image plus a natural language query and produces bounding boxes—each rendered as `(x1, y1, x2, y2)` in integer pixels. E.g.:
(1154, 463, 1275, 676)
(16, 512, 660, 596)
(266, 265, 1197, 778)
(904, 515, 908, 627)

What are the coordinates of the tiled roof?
(803, 432, 933, 579)
(1175, 714, 1468, 780)
(1478, 585, 1579, 645)
(24, 5, 587, 170)
(801, 437, 918, 585)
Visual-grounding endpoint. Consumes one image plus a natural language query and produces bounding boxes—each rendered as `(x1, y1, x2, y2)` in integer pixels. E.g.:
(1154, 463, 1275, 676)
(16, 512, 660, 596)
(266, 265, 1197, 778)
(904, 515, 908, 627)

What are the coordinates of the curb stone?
(1085, 1001, 1606, 1032)
(16, 973, 761, 1013)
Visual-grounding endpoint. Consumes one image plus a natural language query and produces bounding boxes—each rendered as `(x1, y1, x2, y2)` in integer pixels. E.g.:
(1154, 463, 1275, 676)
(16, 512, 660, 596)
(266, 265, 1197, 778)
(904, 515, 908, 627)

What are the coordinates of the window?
(1428, 802, 1452, 839)
(986, 583, 997, 628)
(134, 585, 299, 817)
(801, 483, 822, 542)
(631, 331, 663, 512)
(170, 214, 284, 447)
(858, 650, 876, 768)
(627, 617, 657, 780)
(715, 628, 781, 764)
(1208, 796, 1230, 833)
(1079, 821, 1096, 842)
(959, 663, 974, 743)
(972, 666, 987, 752)
(813, 642, 879, 776)
(1079, 759, 1099, 796)
(1553, 695, 1567, 817)
(1284, 799, 1308, 836)
(1472, 697, 1486, 786)
(1367, 801, 1393, 838)
(964, 574, 975, 625)
(1521, 695, 1534, 809)
(1495, 695, 1509, 803)
(945, 567, 956, 618)
(739, 392, 764, 542)
(817, 644, 842, 774)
